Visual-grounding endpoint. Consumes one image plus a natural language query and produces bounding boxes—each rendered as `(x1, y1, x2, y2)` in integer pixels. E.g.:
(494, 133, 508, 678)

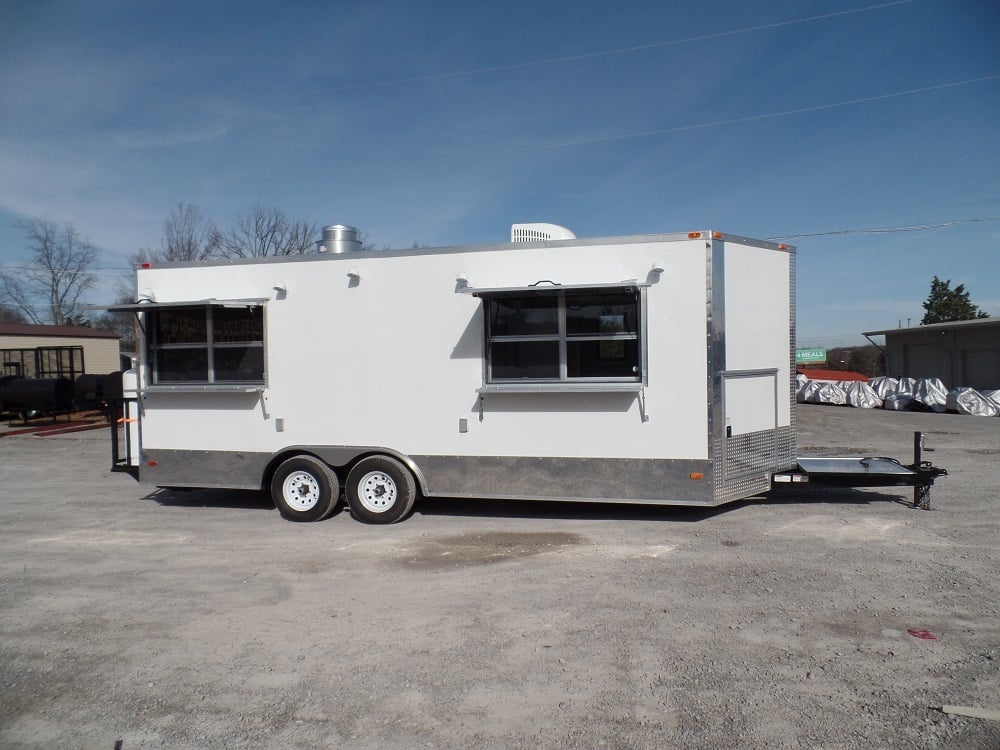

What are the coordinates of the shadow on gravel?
(144, 487, 274, 511)
(140, 486, 916, 522)
(762, 486, 914, 507)
(415, 497, 729, 523)
(417, 485, 919, 521)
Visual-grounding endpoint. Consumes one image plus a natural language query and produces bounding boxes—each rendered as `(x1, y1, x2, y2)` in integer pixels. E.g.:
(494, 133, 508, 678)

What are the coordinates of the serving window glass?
(147, 305, 265, 385)
(484, 288, 642, 384)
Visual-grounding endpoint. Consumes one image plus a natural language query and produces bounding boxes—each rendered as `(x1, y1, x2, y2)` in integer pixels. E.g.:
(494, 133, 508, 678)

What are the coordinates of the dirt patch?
(400, 531, 584, 569)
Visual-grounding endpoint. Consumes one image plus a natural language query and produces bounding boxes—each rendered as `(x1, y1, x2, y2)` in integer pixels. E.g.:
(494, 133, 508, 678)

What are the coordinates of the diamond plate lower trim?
(714, 425, 795, 502)
(715, 472, 772, 503)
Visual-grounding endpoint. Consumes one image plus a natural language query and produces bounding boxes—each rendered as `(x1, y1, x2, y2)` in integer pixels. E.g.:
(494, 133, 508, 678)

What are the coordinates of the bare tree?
(130, 202, 219, 265)
(92, 293, 138, 349)
(355, 230, 391, 252)
(1, 218, 97, 325)
(216, 205, 318, 258)
(0, 302, 27, 323)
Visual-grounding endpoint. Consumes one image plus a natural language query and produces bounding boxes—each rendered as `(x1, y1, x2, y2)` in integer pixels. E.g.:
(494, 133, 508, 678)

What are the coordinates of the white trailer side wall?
(723, 242, 793, 429)
(711, 239, 796, 503)
(128, 232, 794, 505)
(136, 239, 710, 462)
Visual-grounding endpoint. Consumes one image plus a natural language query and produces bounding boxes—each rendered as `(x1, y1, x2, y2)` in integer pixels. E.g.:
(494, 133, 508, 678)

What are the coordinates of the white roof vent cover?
(510, 223, 577, 242)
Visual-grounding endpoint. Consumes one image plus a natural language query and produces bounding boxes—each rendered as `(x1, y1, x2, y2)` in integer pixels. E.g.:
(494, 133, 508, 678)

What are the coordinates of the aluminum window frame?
(482, 286, 647, 386)
(145, 303, 267, 387)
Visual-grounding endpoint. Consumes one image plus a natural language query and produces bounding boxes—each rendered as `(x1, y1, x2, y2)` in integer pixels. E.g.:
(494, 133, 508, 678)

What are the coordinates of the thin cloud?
(440, 74, 1000, 158)
(113, 125, 231, 151)
(320, 0, 916, 92)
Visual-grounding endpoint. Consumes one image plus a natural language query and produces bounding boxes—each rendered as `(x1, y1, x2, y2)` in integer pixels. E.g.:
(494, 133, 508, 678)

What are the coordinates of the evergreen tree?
(921, 276, 989, 324)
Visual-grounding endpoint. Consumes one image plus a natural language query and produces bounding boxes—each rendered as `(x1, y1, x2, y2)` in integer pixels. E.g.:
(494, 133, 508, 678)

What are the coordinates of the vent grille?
(510, 223, 577, 242)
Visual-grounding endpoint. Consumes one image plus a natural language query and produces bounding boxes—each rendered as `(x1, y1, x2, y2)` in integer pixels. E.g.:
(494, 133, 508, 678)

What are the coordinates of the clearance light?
(687, 231, 702, 239)
(140, 262, 152, 269)
(146, 460, 158, 467)
(689, 472, 704, 480)
(778, 243, 788, 250)
(774, 473, 808, 483)
(712, 231, 723, 239)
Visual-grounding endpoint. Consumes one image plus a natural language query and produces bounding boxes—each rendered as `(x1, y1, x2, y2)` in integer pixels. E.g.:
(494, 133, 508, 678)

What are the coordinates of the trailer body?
(111, 228, 797, 518)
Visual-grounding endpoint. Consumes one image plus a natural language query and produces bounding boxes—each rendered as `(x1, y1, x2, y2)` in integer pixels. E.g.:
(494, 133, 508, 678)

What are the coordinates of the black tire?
(345, 456, 417, 524)
(270, 455, 340, 522)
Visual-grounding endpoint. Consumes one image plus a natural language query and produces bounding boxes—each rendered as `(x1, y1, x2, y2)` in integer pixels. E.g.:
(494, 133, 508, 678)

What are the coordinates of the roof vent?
(510, 223, 577, 243)
(318, 225, 363, 253)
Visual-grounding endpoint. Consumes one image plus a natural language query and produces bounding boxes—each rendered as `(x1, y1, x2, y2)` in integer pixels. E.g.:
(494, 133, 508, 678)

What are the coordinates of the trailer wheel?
(271, 455, 340, 522)
(346, 456, 417, 524)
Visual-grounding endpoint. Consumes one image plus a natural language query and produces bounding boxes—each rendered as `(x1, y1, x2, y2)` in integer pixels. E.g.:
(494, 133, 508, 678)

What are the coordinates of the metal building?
(0, 324, 121, 378)
(863, 319, 1000, 390)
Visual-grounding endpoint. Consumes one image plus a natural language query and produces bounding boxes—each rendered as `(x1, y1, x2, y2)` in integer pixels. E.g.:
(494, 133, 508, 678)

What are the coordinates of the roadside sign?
(795, 348, 827, 364)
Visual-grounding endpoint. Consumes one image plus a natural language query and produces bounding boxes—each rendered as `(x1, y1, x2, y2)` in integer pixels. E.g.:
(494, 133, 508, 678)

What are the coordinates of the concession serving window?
(469, 283, 648, 391)
(109, 299, 267, 387)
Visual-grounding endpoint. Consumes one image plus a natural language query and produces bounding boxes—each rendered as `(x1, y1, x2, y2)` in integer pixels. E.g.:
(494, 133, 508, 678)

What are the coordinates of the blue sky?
(1, 0, 997, 345)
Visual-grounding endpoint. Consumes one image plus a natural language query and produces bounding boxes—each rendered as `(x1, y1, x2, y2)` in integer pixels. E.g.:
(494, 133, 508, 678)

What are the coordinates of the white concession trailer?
(110, 225, 798, 522)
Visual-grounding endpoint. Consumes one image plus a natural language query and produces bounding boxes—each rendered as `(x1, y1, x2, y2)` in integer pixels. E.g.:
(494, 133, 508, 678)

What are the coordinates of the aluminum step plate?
(795, 457, 915, 476)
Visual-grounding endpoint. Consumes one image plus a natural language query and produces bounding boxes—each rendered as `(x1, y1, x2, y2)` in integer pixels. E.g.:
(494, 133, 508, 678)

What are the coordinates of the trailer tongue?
(772, 431, 948, 510)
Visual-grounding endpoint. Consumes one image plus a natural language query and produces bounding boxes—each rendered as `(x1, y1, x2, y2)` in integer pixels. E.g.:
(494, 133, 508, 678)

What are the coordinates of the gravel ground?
(0, 405, 998, 749)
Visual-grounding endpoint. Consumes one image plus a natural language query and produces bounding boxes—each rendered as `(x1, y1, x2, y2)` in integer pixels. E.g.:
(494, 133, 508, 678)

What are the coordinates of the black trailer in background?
(0, 346, 120, 423)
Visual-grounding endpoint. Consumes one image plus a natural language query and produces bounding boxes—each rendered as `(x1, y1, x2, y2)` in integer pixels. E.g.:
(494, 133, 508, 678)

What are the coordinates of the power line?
(769, 216, 1000, 241)
(0, 264, 131, 274)
(329, 0, 916, 91)
(464, 74, 1000, 156)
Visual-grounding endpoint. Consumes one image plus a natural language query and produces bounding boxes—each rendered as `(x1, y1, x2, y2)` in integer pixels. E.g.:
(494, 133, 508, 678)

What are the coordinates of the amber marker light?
(712, 231, 723, 238)
(687, 231, 702, 239)
(689, 472, 704, 480)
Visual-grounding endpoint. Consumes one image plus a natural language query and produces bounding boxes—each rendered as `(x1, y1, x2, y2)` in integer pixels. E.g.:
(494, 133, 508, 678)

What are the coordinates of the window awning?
(104, 298, 269, 312)
(464, 281, 649, 298)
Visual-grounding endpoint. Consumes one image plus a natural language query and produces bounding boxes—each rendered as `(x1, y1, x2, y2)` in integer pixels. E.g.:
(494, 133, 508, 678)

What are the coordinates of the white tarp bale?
(912, 378, 948, 412)
(795, 374, 810, 403)
(869, 376, 899, 400)
(799, 380, 824, 404)
(884, 393, 915, 411)
(813, 382, 847, 406)
(946, 387, 1000, 417)
(982, 390, 1000, 409)
(845, 381, 883, 409)
(896, 377, 919, 396)
(798, 380, 847, 406)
